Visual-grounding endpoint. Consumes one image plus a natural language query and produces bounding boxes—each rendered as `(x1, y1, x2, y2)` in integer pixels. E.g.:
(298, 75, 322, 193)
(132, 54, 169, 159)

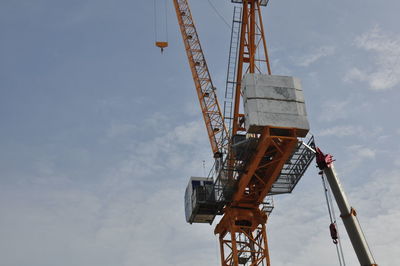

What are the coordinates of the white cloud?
(271, 58, 293, 76)
(317, 95, 374, 123)
(317, 98, 356, 122)
(0, 118, 216, 266)
(348, 145, 376, 159)
(103, 119, 210, 191)
(318, 125, 383, 140)
(295, 46, 335, 67)
(318, 125, 364, 137)
(107, 113, 169, 138)
(345, 26, 400, 90)
(336, 145, 377, 175)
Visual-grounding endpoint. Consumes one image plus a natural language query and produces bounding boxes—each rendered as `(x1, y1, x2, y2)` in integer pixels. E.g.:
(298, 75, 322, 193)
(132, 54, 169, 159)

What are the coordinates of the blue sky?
(1, 0, 399, 265)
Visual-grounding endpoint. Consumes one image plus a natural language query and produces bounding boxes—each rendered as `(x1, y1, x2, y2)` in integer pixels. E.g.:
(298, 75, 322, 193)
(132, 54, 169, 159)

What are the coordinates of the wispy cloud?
(339, 145, 377, 174)
(317, 125, 382, 139)
(317, 98, 351, 122)
(295, 46, 335, 67)
(318, 125, 364, 137)
(0, 117, 216, 266)
(104, 118, 209, 189)
(348, 145, 376, 159)
(345, 26, 400, 90)
(317, 95, 373, 123)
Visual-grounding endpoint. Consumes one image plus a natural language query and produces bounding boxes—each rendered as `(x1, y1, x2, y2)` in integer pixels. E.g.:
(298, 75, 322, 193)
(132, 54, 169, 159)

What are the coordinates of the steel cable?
(206, 0, 231, 29)
(321, 173, 346, 266)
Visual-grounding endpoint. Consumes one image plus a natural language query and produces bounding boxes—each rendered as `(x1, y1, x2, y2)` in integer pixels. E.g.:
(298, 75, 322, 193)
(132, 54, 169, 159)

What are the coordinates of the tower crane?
(170, 0, 378, 265)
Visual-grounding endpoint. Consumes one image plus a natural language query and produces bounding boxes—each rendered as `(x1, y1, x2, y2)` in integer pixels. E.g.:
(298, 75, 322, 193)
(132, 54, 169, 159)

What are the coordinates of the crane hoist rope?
(154, 0, 169, 52)
(320, 171, 347, 266)
(206, 0, 232, 29)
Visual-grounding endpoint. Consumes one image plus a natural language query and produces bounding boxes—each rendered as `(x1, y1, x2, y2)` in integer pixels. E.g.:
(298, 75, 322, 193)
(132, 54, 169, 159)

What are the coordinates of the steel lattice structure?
(173, 0, 228, 156)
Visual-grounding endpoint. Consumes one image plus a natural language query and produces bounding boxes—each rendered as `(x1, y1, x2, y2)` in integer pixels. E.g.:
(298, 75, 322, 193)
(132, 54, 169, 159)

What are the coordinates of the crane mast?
(232, 0, 271, 136)
(215, 2, 301, 265)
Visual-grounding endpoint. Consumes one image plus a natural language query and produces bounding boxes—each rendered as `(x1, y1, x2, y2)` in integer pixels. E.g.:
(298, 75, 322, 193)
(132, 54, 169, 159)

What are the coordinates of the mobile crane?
(171, 0, 378, 265)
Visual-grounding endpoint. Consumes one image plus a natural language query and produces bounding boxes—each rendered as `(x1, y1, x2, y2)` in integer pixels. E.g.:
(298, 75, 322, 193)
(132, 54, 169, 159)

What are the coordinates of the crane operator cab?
(184, 177, 217, 224)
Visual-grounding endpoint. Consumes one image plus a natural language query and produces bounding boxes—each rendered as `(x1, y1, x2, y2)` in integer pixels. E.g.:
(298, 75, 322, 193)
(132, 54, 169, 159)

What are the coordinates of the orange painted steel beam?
(173, 0, 227, 156)
(232, 127, 271, 203)
(215, 2, 277, 264)
(215, 208, 270, 266)
(257, 137, 298, 202)
(232, 0, 271, 136)
(225, 127, 297, 206)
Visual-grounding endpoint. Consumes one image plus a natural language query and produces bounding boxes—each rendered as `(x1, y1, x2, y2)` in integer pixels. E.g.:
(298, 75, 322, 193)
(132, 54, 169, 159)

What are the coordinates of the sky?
(1, 0, 400, 265)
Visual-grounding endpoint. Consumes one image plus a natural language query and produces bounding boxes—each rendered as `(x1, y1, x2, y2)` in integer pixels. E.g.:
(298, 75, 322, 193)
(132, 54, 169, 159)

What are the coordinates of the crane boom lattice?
(173, 0, 228, 156)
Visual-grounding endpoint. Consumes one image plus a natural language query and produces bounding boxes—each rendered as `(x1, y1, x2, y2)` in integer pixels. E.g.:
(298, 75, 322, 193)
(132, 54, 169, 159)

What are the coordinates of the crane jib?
(173, 0, 228, 156)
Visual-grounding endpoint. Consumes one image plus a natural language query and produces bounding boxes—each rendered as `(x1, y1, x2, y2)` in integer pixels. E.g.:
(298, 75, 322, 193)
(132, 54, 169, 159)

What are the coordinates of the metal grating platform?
(269, 134, 315, 195)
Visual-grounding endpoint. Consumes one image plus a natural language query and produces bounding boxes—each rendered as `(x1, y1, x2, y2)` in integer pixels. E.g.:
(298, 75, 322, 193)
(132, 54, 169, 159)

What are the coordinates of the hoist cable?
(153, 0, 168, 42)
(325, 174, 347, 265)
(321, 175, 334, 223)
(153, 0, 158, 42)
(164, 0, 169, 41)
(321, 173, 346, 266)
(206, 0, 231, 29)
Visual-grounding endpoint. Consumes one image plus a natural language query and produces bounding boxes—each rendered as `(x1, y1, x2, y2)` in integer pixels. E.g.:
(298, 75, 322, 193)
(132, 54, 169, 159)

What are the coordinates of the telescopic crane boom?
(316, 148, 378, 266)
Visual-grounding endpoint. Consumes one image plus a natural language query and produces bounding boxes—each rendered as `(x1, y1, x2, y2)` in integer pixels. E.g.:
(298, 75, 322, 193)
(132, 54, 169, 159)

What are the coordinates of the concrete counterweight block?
(242, 74, 310, 137)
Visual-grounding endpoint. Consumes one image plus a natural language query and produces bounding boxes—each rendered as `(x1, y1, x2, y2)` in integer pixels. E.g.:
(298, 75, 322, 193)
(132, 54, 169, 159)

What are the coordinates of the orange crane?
(172, 0, 377, 265)
(174, 0, 315, 265)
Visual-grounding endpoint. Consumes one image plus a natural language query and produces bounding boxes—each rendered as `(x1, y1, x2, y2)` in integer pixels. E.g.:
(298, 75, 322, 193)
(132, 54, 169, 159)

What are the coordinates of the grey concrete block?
(242, 74, 305, 103)
(241, 73, 310, 137)
(243, 73, 296, 89)
(245, 111, 310, 137)
(244, 98, 308, 117)
(294, 88, 305, 103)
